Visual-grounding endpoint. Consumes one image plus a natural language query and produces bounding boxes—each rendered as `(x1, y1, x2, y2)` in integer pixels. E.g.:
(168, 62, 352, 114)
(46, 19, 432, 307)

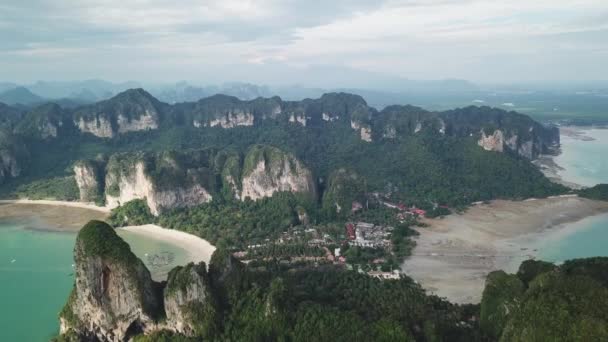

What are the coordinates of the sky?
(1, 0, 607, 86)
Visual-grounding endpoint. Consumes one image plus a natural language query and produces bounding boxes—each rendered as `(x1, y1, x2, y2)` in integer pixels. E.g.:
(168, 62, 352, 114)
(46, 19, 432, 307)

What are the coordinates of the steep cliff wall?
(104, 152, 213, 215)
(73, 89, 161, 138)
(73, 146, 315, 213)
(441, 106, 559, 159)
(73, 159, 105, 203)
(478, 130, 505, 152)
(240, 145, 316, 201)
(164, 263, 216, 336)
(0, 130, 26, 184)
(15, 103, 71, 139)
(59, 221, 162, 341)
(59, 222, 224, 341)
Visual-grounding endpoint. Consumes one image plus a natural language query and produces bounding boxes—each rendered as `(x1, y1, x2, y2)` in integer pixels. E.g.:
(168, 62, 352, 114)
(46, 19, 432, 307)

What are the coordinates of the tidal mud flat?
(0, 201, 108, 231)
(401, 196, 608, 304)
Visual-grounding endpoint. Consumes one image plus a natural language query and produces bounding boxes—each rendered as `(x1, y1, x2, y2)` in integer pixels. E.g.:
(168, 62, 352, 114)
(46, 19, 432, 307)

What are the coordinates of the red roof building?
(345, 223, 356, 240)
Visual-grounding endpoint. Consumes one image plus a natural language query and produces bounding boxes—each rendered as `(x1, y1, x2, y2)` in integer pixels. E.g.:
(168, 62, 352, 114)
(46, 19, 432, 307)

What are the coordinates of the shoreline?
(401, 196, 608, 304)
(0, 199, 110, 213)
(535, 125, 608, 189)
(0, 201, 108, 231)
(119, 224, 216, 267)
(0, 201, 216, 268)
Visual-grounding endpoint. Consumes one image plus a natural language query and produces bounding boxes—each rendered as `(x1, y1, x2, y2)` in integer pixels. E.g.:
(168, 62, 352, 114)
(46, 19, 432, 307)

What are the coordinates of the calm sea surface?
(538, 127, 608, 263)
(554, 128, 608, 186)
(0, 218, 190, 341)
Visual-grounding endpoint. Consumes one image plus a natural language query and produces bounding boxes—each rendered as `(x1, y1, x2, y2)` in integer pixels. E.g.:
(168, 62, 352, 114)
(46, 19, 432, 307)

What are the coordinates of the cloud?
(0, 0, 607, 83)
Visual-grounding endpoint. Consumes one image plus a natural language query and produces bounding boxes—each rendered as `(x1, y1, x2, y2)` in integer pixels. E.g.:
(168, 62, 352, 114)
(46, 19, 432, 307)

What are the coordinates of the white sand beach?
(401, 196, 608, 304)
(120, 224, 216, 266)
(0, 200, 216, 267)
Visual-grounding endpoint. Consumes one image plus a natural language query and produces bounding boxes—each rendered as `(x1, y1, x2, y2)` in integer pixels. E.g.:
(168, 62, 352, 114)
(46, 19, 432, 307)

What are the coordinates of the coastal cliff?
(59, 221, 162, 341)
(102, 151, 215, 215)
(164, 263, 217, 336)
(59, 220, 222, 341)
(440, 106, 560, 159)
(73, 146, 315, 213)
(73, 159, 105, 203)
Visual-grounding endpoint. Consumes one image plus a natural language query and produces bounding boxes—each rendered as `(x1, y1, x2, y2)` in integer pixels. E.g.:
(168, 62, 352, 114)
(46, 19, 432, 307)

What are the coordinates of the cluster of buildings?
(345, 222, 393, 248)
(233, 222, 404, 281)
(380, 200, 427, 219)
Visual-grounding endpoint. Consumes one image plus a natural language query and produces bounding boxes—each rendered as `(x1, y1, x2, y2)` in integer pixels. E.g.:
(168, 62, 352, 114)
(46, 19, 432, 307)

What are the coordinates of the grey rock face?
(59, 221, 162, 342)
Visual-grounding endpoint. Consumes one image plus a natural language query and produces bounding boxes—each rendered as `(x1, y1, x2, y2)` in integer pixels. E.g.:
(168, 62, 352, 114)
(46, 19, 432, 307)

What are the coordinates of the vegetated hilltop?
(57, 220, 608, 342)
(480, 258, 608, 341)
(0, 89, 565, 207)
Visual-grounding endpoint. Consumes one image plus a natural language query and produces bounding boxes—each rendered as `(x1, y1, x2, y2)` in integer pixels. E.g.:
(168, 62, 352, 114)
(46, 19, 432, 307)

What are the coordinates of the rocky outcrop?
(240, 145, 316, 200)
(58, 224, 231, 341)
(73, 146, 316, 213)
(74, 160, 104, 202)
(288, 112, 307, 126)
(478, 129, 505, 152)
(0, 131, 26, 184)
(104, 154, 213, 216)
(0, 149, 21, 183)
(351, 120, 373, 142)
(74, 89, 162, 138)
(441, 106, 559, 159)
(164, 263, 215, 335)
(211, 112, 253, 128)
(59, 220, 162, 341)
(116, 111, 158, 134)
(76, 116, 114, 138)
(15, 103, 71, 139)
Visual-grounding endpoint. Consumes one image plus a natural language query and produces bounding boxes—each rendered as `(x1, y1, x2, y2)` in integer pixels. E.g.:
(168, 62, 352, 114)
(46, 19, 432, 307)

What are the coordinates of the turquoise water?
(0, 218, 191, 342)
(539, 213, 608, 263)
(537, 127, 608, 263)
(554, 128, 608, 187)
(0, 220, 76, 342)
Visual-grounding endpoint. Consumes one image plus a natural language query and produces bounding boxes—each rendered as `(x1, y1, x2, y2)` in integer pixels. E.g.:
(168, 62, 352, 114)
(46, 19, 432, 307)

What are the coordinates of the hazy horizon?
(2, 1, 608, 86)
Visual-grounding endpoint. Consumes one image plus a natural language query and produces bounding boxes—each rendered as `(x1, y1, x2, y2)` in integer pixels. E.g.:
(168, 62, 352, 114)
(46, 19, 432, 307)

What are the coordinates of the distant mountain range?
(1, 79, 607, 122)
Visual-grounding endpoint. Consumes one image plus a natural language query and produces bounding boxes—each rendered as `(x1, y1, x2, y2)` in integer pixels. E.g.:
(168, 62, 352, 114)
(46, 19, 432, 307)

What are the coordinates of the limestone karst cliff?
(59, 220, 162, 341)
(73, 159, 105, 203)
(59, 221, 218, 342)
(77, 150, 216, 215)
(0, 130, 27, 184)
(73, 146, 316, 214)
(440, 106, 559, 159)
(164, 263, 218, 336)
(73, 89, 162, 138)
(3, 90, 559, 160)
(240, 145, 316, 201)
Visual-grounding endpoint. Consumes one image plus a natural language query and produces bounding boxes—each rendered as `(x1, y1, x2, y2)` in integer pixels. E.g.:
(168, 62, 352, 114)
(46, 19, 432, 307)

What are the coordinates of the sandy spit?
(401, 196, 608, 304)
(119, 224, 216, 266)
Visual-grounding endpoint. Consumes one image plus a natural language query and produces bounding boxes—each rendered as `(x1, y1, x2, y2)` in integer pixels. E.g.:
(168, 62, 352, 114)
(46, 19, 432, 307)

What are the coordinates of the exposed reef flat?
(401, 196, 608, 304)
(0, 201, 108, 230)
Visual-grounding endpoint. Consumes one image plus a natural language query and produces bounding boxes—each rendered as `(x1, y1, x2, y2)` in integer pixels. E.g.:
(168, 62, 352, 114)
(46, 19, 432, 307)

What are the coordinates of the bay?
(0, 217, 191, 342)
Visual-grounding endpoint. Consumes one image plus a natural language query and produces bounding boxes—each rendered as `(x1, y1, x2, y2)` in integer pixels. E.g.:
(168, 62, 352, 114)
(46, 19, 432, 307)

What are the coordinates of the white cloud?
(0, 0, 607, 82)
